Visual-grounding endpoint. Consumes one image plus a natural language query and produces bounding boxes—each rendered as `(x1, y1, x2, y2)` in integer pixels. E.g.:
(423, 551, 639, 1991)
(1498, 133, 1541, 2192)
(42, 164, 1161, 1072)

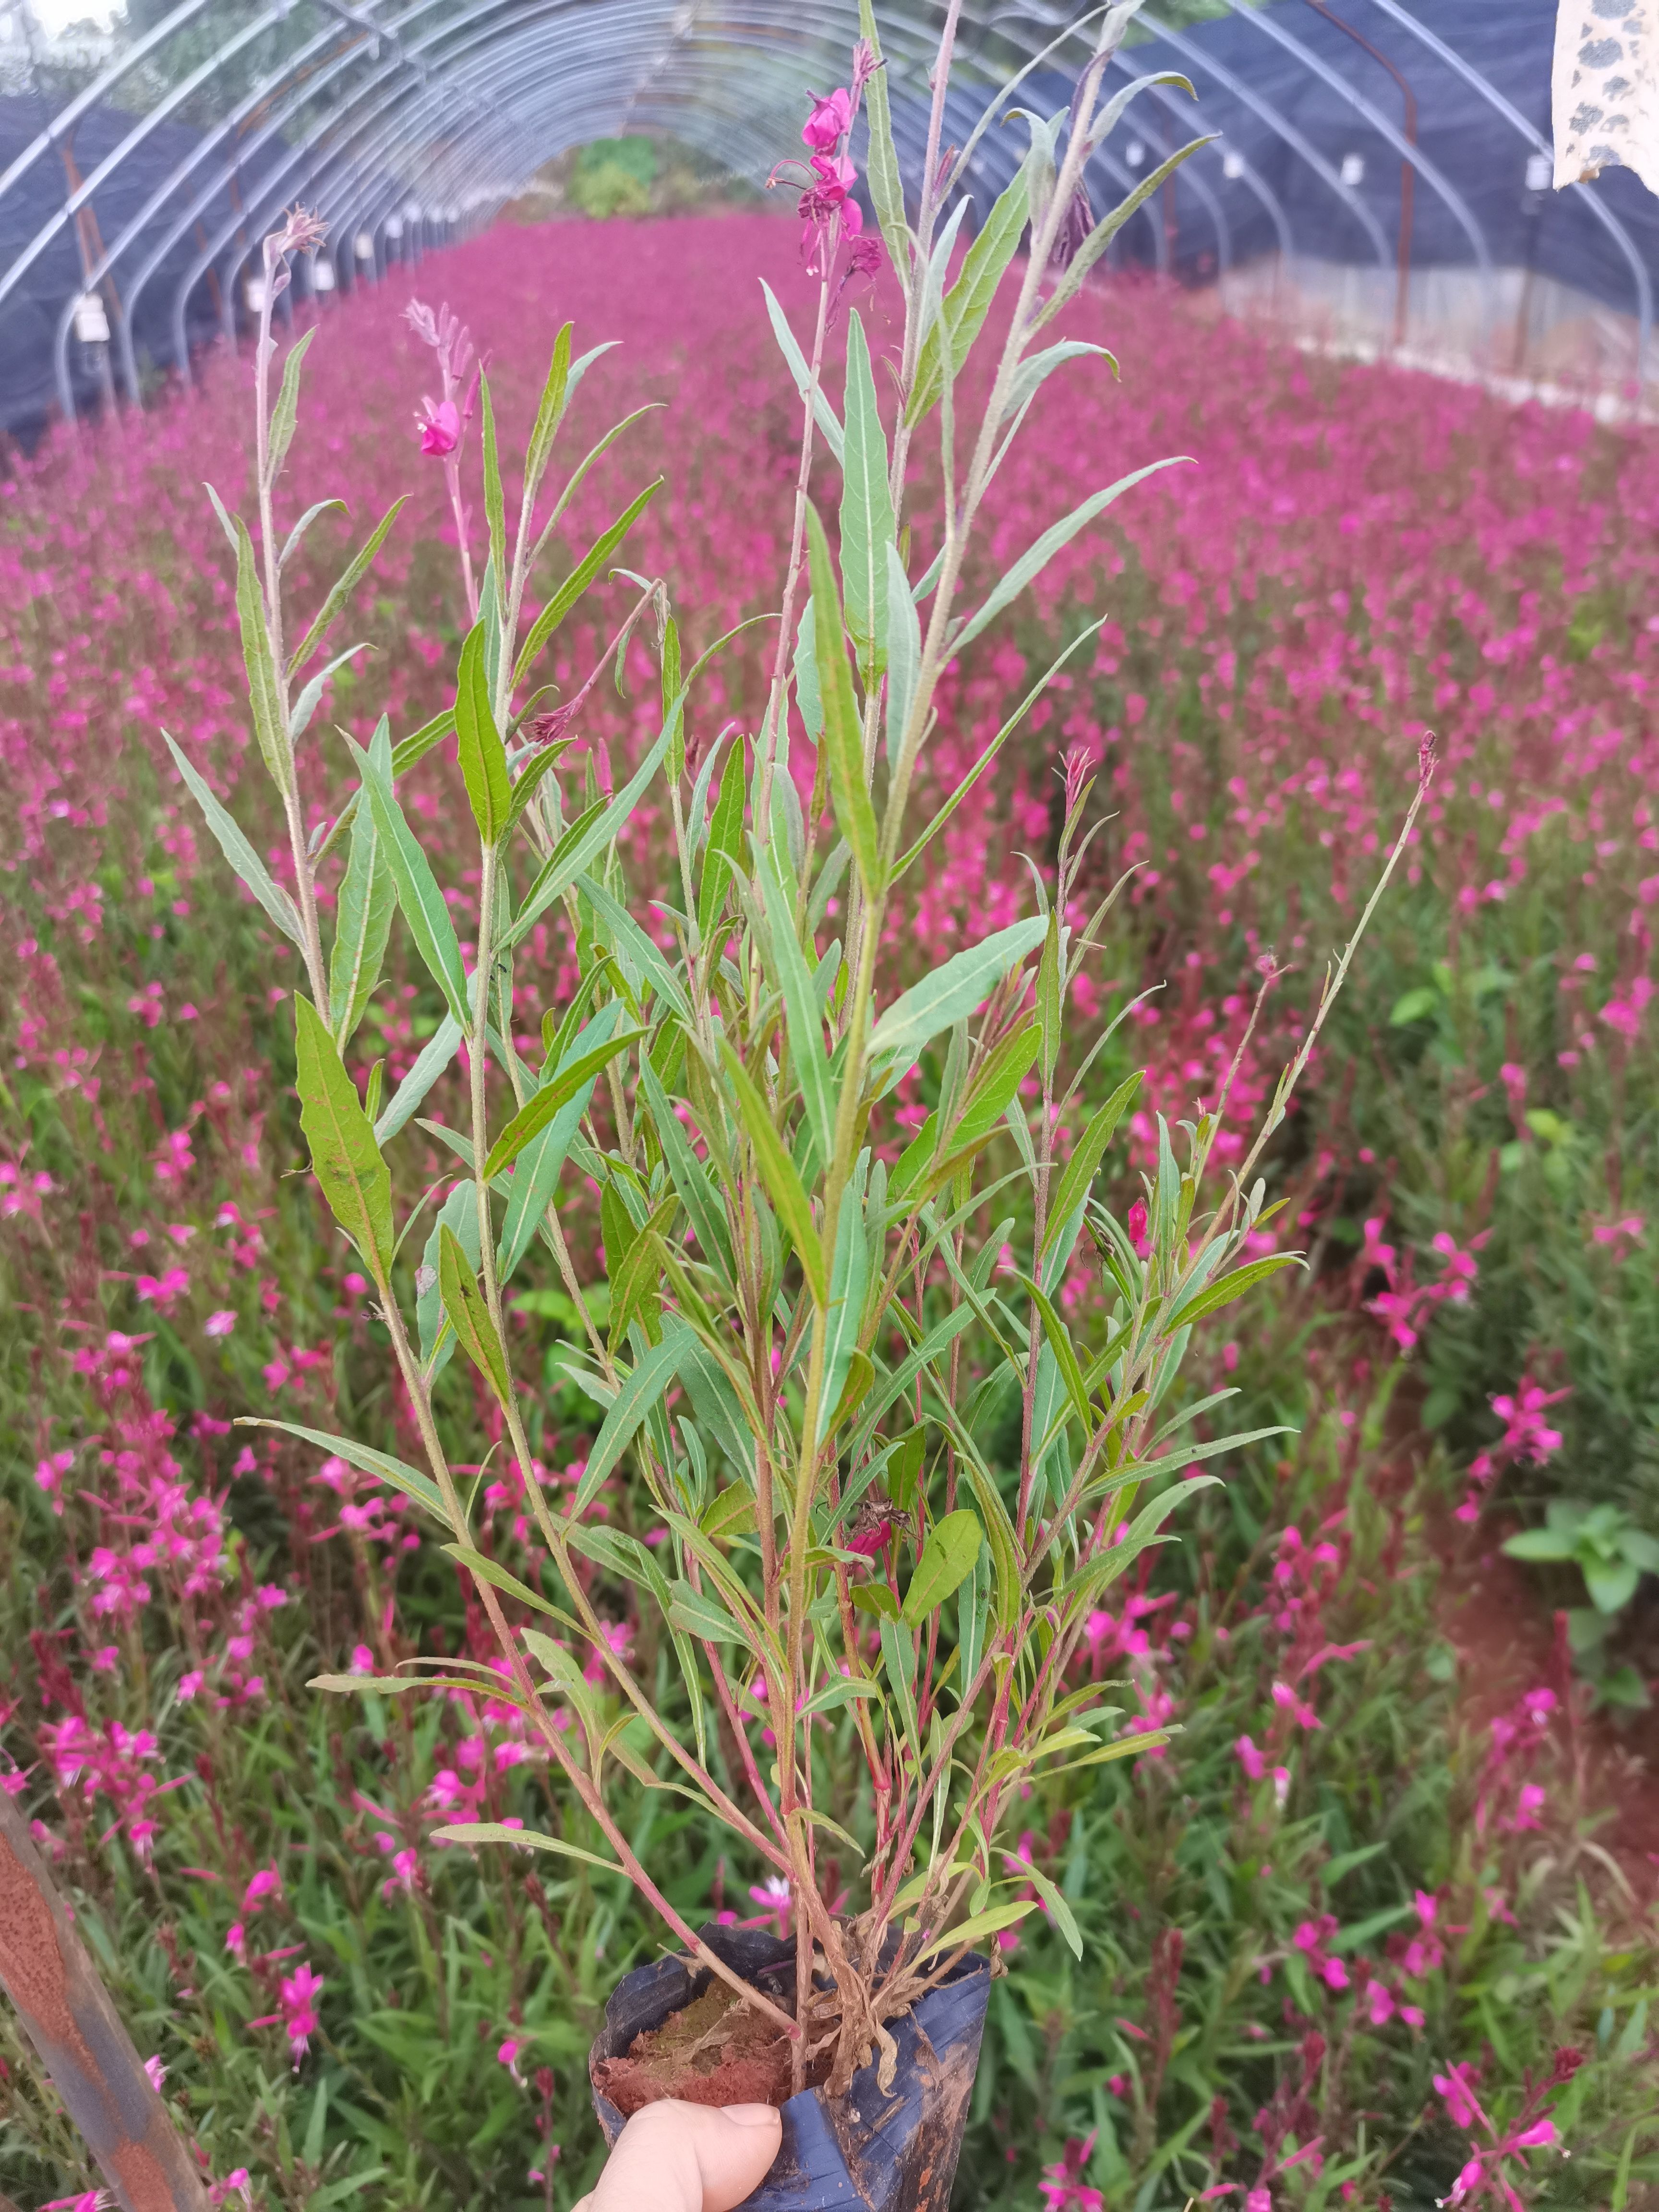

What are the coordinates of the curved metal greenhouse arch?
(1, 0, 1654, 427)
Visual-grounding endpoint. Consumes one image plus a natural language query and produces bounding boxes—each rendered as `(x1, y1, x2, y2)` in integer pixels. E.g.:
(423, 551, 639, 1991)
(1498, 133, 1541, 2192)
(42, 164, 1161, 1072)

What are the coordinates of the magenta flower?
(417, 398, 460, 457)
(279, 1961, 324, 2062)
(802, 87, 852, 152)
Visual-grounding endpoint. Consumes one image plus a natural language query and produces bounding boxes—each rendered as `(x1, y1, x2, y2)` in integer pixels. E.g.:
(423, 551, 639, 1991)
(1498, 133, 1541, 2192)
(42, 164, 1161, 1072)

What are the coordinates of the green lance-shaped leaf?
(512, 478, 663, 690)
(884, 542, 920, 771)
(479, 373, 507, 600)
(915, 1899, 1036, 1960)
(869, 916, 1048, 1070)
(1059, 1478, 1222, 1610)
(951, 459, 1194, 659)
(805, 501, 880, 900)
(236, 1418, 444, 1521)
(419, 1180, 480, 1376)
(952, 1019, 1041, 1153)
(1034, 134, 1215, 336)
(505, 718, 677, 954)
(666, 1578, 751, 1647)
(498, 1001, 622, 1283)
(266, 325, 317, 480)
(1016, 1272, 1093, 1435)
(697, 743, 746, 941)
(523, 322, 574, 510)
(232, 514, 292, 797)
(438, 1223, 514, 1407)
(571, 1322, 694, 1514)
(483, 1025, 646, 1180)
(455, 622, 512, 846)
(816, 1156, 870, 1446)
(907, 155, 1033, 426)
(293, 995, 394, 1280)
(1036, 914, 1061, 1090)
(760, 841, 834, 1167)
(840, 311, 894, 682)
(902, 1509, 984, 1627)
(349, 736, 471, 1026)
(793, 599, 822, 745)
(1166, 1250, 1304, 1330)
(375, 1012, 464, 1146)
(328, 722, 396, 1046)
(433, 1821, 622, 1875)
(1007, 1857, 1082, 1960)
(721, 1044, 827, 1308)
(855, 0, 909, 269)
(287, 496, 408, 675)
(878, 1615, 921, 1758)
(1039, 1071, 1144, 1262)
(163, 732, 303, 948)
(760, 280, 844, 465)
(964, 1461, 1022, 1635)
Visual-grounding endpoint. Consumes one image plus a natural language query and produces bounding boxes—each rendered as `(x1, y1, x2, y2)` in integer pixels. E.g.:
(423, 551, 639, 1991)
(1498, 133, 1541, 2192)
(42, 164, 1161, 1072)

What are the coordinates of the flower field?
(2, 209, 1657, 2210)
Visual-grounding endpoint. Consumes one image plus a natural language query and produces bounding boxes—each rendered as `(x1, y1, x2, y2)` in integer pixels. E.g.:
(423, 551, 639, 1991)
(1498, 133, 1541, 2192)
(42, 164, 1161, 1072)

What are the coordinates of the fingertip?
(720, 2103, 782, 2130)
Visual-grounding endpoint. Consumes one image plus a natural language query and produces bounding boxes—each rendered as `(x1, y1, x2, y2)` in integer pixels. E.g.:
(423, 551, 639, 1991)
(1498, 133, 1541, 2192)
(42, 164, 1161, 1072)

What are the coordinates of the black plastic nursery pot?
(588, 1923, 992, 2212)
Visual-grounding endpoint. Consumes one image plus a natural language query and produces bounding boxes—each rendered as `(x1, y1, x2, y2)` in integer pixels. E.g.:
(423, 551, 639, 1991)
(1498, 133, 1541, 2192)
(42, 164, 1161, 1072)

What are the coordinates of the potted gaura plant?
(162, 0, 1431, 2203)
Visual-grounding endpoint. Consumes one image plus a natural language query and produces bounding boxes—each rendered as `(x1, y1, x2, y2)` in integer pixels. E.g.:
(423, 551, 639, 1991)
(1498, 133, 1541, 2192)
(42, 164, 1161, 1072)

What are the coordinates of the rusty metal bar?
(0, 1788, 212, 2212)
(1302, 0, 1416, 349)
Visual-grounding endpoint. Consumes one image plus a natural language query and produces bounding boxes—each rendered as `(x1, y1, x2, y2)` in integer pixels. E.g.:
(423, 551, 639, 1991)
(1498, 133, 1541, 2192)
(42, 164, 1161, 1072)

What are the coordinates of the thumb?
(586, 2099, 783, 2212)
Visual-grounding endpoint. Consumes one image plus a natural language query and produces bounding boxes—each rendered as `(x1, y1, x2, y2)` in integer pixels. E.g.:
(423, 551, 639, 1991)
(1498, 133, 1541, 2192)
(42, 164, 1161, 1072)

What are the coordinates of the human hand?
(573, 2099, 783, 2212)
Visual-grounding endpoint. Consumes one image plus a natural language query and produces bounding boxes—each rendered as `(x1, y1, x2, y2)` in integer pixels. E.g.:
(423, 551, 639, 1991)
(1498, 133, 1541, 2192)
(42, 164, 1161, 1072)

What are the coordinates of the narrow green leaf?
(418, 1180, 479, 1376)
(233, 514, 291, 795)
(884, 541, 920, 770)
(953, 460, 1193, 658)
(512, 480, 663, 690)
(760, 843, 834, 1167)
(433, 1821, 621, 1874)
(816, 1160, 870, 1446)
(375, 1013, 463, 1146)
(504, 721, 676, 953)
(1040, 1072, 1144, 1261)
(279, 496, 346, 569)
(572, 1322, 693, 1512)
(502, 740, 572, 841)
(524, 323, 574, 507)
(639, 1057, 734, 1282)
(289, 642, 371, 744)
(328, 728, 396, 1046)
(916, 1899, 1036, 1960)
(391, 705, 454, 778)
(442, 1543, 583, 1629)
(1036, 915, 1061, 1089)
(350, 737, 470, 1025)
(697, 745, 746, 942)
(1011, 1857, 1082, 1959)
(870, 917, 1047, 1068)
(907, 160, 1031, 425)
(577, 874, 691, 1022)
(163, 731, 303, 947)
(483, 1026, 646, 1179)
(964, 1462, 1022, 1633)
(236, 1418, 443, 1520)
(1034, 136, 1216, 335)
(666, 1579, 750, 1647)
(439, 1224, 514, 1407)
(267, 325, 317, 478)
(499, 1003, 621, 1281)
(479, 373, 507, 600)
(288, 497, 408, 674)
(903, 1510, 984, 1626)
(1168, 1251, 1303, 1328)
(1016, 1273, 1092, 1434)
(455, 623, 512, 846)
(721, 1044, 827, 1307)
(840, 312, 894, 681)
(805, 501, 880, 897)
(760, 281, 844, 464)
(879, 1615, 921, 1757)
(294, 993, 393, 1277)
(855, 0, 909, 269)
